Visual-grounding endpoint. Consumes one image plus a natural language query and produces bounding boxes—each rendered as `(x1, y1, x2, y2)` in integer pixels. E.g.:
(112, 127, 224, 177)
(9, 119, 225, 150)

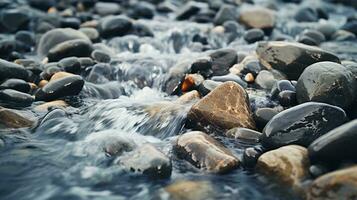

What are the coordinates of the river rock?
(253, 107, 278, 131)
(34, 100, 68, 112)
(307, 166, 357, 200)
(119, 144, 172, 178)
(47, 39, 93, 62)
(58, 57, 81, 74)
(244, 28, 265, 44)
(0, 59, 28, 82)
(256, 42, 340, 80)
(0, 79, 31, 93)
(0, 89, 34, 108)
(99, 15, 133, 38)
(239, 7, 275, 32)
(226, 127, 261, 144)
(261, 102, 348, 149)
(187, 81, 255, 131)
(0, 8, 30, 32)
(308, 119, 357, 165)
(256, 145, 310, 194)
(37, 28, 90, 57)
(296, 62, 356, 109)
(209, 49, 237, 76)
(175, 131, 239, 173)
(35, 75, 84, 101)
(0, 106, 36, 128)
(163, 180, 215, 200)
(94, 2, 121, 16)
(197, 80, 221, 96)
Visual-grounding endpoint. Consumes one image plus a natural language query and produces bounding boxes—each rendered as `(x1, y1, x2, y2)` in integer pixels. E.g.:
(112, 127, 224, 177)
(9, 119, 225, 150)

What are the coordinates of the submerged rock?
(163, 180, 215, 200)
(296, 62, 356, 109)
(256, 42, 340, 80)
(256, 145, 310, 194)
(175, 131, 239, 173)
(35, 75, 84, 101)
(120, 144, 172, 178)
(308, 119, 357, 165)
(187, 81, 255, 131)
(0, 106, 36, 128)
(261, 102, 348, 149)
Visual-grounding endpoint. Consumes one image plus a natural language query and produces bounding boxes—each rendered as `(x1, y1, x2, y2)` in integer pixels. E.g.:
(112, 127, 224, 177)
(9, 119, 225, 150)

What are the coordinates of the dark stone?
(47, 39, 94, 62)
(242, 145, 265, 168)
(91, 50, 111, 63)
(120, 144, 172, 178)
(0, 59, 28, 82)
(15, 31, 35, 47)
(190, 58, 212, 78)
(309, 164, 329, 178)
(0, 79, 31, 93)
(60, 17, 81, 29)
(213, 5, 237, 25)
(341, 21, 357, 35)
(261, 102, 348, 149)
(271, 80, 296, 99)
(256, 41, 340, 80)
(37, 28, 90, 57)
(0, 89, 34, 108)
(209, 49, 237, 76)
(294, 7, 318, 22)
(0, 8, 30, 32)
(129, 2, 155, 19)
(130, 23, 154, 37)
(176, 2, 201, 20)
(29, 0, 55, 10)
(278, 90, 297, 107)
(244, 28, 265, 44)
(301, 30, 326, 45)
(41, 64, 61, 81)
(296, 62, 356, 109)
(58, 57, 81, 74)
(0, 39, 16, 59)
(99, 15, 133, 39)
(35, 75, 84, 101)
(253, 107, 278, 131)
(298, 36, 318, 46)
(308, 119, 357, 165)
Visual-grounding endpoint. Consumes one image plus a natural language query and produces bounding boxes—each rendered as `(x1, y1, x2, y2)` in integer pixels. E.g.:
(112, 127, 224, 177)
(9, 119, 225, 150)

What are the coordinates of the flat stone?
(187, 81, 255, 130)
(307, 166, 357, 200)
(0, 89, 34, 108)
(261, 102, 348, 149)
(256, 145, 310, 194)
(120, 144, 172, 178)
(308, 119, 357, 165)
(256, 42, 340, 80)
(175, 131, 239, 173)
(34, 100, 68, 112)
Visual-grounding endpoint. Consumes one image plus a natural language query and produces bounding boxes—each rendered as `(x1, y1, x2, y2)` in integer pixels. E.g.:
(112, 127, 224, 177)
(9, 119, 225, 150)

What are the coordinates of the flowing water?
(0, 1, 356, 199)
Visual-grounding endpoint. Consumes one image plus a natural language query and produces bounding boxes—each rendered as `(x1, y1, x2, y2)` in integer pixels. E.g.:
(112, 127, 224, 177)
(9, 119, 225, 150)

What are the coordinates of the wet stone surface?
(0, 0, 356, 199)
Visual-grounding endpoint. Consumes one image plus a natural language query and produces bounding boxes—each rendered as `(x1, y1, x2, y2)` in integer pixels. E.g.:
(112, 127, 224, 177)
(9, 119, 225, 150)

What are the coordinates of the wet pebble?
(47, 39, 93, 62)
(99, 15, 133, 38)
(58, 57, 81, 74)
(253, 107, 278, 131)
(244, 29, 265, 44)
(0, 59, 28, 82)
(0, 89, 34, 108)
(261, 102, 348, 149)
(175, 131, 239, 173)
(0, 79, 31, 93)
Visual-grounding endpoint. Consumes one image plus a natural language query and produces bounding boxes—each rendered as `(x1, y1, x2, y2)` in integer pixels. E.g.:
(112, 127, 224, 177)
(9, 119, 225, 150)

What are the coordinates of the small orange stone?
(245, 73, 255, 83)
(50, 72, 75, 82)
(38, 80, 48, 88)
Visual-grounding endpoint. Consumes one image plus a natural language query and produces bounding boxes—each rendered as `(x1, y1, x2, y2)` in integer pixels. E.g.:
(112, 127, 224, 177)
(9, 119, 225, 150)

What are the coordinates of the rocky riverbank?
(0, 0, 356, 199)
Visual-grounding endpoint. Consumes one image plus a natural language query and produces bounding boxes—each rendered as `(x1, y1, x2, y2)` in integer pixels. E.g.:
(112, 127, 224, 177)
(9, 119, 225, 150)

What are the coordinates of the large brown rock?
(256, 41, 340, 80)
(187, 81, 255, 131)
(256, 145, 310, 194)
(239, 7, 275, 31)
(175, 131, 239, 173)
(307, 166, 357, 200)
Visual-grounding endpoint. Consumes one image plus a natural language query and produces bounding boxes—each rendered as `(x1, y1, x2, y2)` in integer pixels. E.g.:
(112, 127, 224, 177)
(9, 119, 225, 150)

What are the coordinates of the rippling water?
(1, 1, 356, 199)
